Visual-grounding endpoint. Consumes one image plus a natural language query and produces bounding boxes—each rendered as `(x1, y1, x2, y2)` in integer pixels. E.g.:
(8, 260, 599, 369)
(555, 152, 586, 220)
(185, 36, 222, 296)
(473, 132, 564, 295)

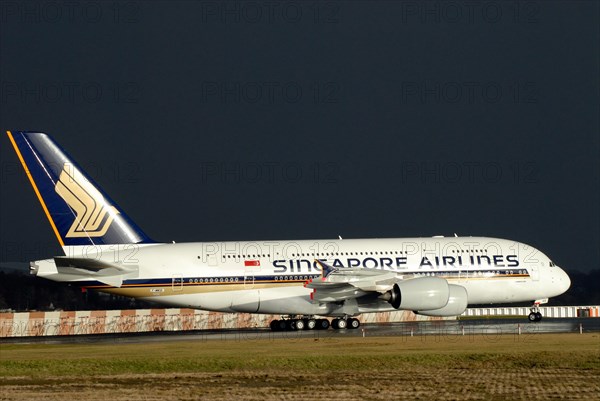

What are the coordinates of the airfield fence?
(462, 305, 599, 318)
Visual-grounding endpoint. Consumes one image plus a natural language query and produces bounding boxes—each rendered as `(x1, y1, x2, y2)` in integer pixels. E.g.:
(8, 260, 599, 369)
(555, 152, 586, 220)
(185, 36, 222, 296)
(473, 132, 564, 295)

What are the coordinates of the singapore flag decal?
(244, 260, 260, 267)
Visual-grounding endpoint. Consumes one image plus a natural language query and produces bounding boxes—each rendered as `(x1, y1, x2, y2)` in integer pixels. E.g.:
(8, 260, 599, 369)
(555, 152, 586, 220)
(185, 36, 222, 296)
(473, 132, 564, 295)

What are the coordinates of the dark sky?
(1, 1, 598, 275)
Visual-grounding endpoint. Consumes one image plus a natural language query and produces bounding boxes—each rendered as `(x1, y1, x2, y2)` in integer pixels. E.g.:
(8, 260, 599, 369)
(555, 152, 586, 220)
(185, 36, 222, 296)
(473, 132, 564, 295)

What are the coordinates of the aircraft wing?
(53, 257, 138, 287)
(304, 260, 399, 302)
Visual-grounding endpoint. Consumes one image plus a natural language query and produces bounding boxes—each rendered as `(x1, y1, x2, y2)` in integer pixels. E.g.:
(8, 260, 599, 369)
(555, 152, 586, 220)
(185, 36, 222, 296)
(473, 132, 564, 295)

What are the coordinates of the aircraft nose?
(557, 267, 571, 295)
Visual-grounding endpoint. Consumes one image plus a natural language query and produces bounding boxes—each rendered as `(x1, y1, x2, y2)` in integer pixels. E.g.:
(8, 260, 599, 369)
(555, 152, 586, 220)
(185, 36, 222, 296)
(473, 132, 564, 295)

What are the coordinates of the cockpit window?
(549, 261, 555, 267)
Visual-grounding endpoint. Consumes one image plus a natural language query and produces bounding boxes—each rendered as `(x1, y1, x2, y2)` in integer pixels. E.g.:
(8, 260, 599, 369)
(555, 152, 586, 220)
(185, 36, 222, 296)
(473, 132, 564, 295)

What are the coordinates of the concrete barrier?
(4, 306, 594, 338)
(0, 309, 443, 338)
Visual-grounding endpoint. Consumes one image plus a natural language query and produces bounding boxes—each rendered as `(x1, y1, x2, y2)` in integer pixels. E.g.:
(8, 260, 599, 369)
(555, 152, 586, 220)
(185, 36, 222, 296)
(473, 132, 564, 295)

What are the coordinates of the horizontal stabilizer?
(54, 257, 138, 287)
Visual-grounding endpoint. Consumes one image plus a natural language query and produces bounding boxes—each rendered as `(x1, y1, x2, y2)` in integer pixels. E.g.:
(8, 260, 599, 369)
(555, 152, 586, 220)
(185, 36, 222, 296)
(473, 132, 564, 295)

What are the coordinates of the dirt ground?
(2, 368, 599, 401)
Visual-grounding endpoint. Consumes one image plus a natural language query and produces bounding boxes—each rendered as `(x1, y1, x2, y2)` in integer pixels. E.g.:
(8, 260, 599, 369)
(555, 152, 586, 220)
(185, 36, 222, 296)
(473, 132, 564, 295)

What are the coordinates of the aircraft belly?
(230, 290, 260, 313)
(463, 279, 537, 304)
(184, 290, 261, 312)
(136, 291, 253, 312)
(257, 286, 331, 315)
(138, 287, 325, 315)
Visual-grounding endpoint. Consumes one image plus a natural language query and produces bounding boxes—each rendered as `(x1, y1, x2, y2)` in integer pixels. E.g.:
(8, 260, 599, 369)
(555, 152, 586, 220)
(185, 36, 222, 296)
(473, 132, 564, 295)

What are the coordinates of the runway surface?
(3, 317, 599, 344)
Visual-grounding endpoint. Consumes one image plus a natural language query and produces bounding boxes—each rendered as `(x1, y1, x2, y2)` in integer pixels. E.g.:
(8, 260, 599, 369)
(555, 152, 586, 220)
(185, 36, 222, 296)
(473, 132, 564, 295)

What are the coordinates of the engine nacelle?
(415, 284, 468, 317)
(383, 276, 450, 311)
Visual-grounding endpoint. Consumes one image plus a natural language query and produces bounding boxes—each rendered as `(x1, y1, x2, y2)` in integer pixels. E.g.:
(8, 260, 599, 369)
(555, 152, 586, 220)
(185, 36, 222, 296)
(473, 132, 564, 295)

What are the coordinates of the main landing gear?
(269, 316, 361, 331)
(331, 317, 361, 329)
(528, 302, 543, 322)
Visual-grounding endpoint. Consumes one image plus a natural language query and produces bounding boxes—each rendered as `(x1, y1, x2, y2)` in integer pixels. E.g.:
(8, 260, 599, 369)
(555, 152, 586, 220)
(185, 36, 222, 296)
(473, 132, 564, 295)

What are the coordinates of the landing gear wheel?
(335, 318, 347, 329)
(528, 312, 543, 322)
(270, 320, 280, 331)
(348, 318, 360, 329)
(287, 320, 298, 330)
(528, 302, 543, 322)
(316, 319, 330, 330)
(278, 320, 289, 331)
(295, 319, 305, 330)
(306, 319, 317, 330)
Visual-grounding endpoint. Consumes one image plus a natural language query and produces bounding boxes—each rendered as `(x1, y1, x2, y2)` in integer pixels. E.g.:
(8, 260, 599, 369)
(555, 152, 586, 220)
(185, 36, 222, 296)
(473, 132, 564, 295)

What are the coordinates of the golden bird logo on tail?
(55, 163, 119, 238)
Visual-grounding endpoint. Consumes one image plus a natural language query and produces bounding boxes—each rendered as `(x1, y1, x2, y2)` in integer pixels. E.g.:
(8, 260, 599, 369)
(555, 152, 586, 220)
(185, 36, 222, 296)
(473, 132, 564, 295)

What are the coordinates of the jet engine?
(415, 284, 468, 317)
(381, 276, 450, 311)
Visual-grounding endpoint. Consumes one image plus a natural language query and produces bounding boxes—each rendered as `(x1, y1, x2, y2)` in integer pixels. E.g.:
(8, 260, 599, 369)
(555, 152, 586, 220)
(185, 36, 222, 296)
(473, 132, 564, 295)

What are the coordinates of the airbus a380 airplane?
(6, 131, 571, 330)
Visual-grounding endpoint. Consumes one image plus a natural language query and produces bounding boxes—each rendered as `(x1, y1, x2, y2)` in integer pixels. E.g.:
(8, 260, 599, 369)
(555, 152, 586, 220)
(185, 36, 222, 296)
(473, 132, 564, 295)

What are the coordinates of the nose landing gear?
(528, 301, 543, 322)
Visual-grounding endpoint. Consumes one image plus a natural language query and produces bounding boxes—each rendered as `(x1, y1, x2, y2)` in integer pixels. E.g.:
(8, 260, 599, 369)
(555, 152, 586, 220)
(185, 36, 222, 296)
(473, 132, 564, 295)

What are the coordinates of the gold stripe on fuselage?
(94, 282, 305, 298)
(88, 273, 530, 298)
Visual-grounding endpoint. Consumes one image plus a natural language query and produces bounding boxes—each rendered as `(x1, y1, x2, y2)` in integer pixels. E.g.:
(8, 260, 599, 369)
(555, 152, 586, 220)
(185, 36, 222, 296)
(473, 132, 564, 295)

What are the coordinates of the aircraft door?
(172, 275, 184, 292)
(244, 268, 256, 289)
(237, 267, 260, 313)
(528, 265, 540, 281)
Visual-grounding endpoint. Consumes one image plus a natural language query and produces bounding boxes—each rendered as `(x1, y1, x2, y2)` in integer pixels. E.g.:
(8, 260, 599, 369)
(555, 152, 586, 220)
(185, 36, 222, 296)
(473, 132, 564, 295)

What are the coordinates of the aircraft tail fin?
(6, 131, 155, 247)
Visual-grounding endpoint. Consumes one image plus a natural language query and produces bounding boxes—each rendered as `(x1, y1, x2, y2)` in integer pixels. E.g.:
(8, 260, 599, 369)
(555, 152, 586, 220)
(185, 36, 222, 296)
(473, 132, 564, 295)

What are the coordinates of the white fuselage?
(36, 236, 570, 317)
